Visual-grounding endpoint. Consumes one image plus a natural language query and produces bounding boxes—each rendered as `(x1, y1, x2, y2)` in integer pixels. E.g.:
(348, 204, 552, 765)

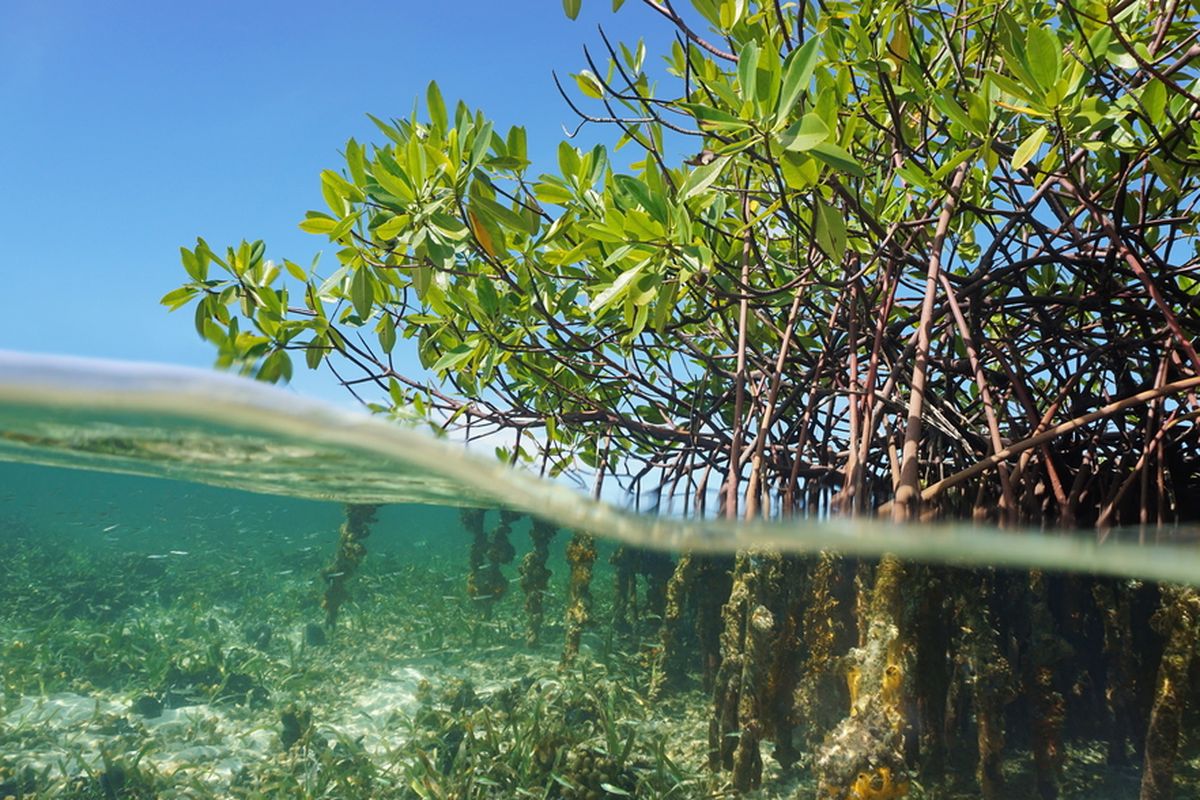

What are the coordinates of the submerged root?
(464, 508, 519, 618)
(961, 572, 1011, 800)
(1093, 579, 1137, 765)
(795, 553, 846, 752)
(611, 546, 637, 635)
(1139, 586, 1200, 800)
(654, 552, 698, 697)
(321, 503, 379, 628)
(815, 556, 909, 800)
(519, 518, 556, 647)
(1028, 570, 1068, 800)
(711, 552, 803, 791)
(561, 531, 596, 666)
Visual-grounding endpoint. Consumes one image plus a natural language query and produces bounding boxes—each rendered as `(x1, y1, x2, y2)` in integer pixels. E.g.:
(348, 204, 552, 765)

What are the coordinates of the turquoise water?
(2, 353, 1199, 799)
(3, 352, 1199, 584)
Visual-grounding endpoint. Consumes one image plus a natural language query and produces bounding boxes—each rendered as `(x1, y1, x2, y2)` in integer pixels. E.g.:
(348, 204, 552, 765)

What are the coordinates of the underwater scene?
(3, 356, 1200, 800)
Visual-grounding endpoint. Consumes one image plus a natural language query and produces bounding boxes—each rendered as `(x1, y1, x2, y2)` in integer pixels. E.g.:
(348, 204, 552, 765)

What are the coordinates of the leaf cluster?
(165, 0, 1200, 523)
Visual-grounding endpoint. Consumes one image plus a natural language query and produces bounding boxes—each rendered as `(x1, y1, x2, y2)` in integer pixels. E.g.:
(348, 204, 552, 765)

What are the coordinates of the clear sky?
(1, 1, 654, 404)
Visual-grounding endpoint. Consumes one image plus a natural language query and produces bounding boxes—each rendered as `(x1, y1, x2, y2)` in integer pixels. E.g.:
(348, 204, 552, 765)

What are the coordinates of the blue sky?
(1, 1, 653, 403)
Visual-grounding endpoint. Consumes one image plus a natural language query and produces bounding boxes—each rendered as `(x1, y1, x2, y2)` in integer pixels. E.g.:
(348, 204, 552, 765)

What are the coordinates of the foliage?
(166, 0, 1200, 524)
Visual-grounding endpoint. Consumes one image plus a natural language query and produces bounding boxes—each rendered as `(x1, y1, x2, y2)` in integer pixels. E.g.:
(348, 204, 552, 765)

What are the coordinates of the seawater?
(1, 352, 1198, 799)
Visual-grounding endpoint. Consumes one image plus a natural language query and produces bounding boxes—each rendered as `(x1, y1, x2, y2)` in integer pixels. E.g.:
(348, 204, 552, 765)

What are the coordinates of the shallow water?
(3, 351, 1199, 584)
(2, 352, 1199, 799)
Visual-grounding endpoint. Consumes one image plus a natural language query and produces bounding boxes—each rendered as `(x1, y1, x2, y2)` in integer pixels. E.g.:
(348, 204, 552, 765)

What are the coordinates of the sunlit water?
(2, 351, 1198, 584)
(1, 351, 1197, 799)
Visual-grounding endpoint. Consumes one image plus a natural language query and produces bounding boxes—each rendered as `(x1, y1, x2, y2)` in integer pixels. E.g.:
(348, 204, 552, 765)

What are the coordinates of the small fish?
(102, 524, 120, 532)
(146, 554, 168, 560)
(277, 569, 294, 575)
(169, 550, 190, 556)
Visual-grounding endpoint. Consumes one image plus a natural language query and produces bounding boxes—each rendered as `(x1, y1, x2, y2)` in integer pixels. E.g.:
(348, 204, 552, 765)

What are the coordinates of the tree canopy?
(166, 0, 1200, 526)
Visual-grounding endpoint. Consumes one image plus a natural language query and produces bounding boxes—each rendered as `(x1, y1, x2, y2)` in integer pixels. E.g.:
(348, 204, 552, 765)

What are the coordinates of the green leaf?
(629, 271, 661, 305)
(737, 40, 760, 106)
(590, 260, 647, 314)
(305, 337, 326, 370)
(718, 0, 746, 28)
(467, 120, 494, 172)
(472, 189, 537, 236)
(558, 141, 582, 179)
(1086, 27, 1113, 68)
(350, 267, 374, 319)
(366, 113, 405, 146)
(1140, 78, 1166, 123)
(506, 125, 527, 163)
(563, 0, 581, 19)
(777, 36, 821, 119)
(779, 151, 819, 189)
(299, 214, 338, 235)
(1026, 27, 1061, 93)
(614, 174, 663, 221)
(431, 343, 476, 373)
(809, 142, 867, 177)
(375, 214, 409, 240)
(426, 81, 448, 131)
(534, 179, 575, 205)
(283, 259, 308, 282)
(344, 138, 367, 186)
(1011, 125, 1048, 170)
(180, 247, 207, 282)
(160, 286, 197, 311)
(328, 211, 359, 241)
(930, 94, 977, 135)
(575, 70, 605, 99)
(476, 276, 501, 315)
(372, 156, 417, 204)
(320, 169, 358, 204)
(680, 155, 729, 200)
(377, 317, 396, 353)
(814, 199, 847, 263)
(678, 102, 752, 132)
(987, 70, 1042, 107)
(777, 113, 829, 151)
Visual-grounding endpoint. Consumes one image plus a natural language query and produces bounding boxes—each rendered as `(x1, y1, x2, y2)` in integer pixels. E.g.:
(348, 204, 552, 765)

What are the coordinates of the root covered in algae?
(611, 545, 637, 635)
(1139, 586, 1199, 800)
(795, 553, 849, 752)
(960, 571, 1012, 800)
(1093, 579, 1137, 766)
(519, 517, 557, 646)
(463, 508, 519, 617)
(708, 551, 806, 791)
(320, 503, 379, 628)
(709, 552, 757, 781)
(814, 555, 910, 800)
(654, 551, 699, 695)
(561, 531, 596, 665)
(1027, 569, 1068, 800)
(611, 545, 675, 636)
